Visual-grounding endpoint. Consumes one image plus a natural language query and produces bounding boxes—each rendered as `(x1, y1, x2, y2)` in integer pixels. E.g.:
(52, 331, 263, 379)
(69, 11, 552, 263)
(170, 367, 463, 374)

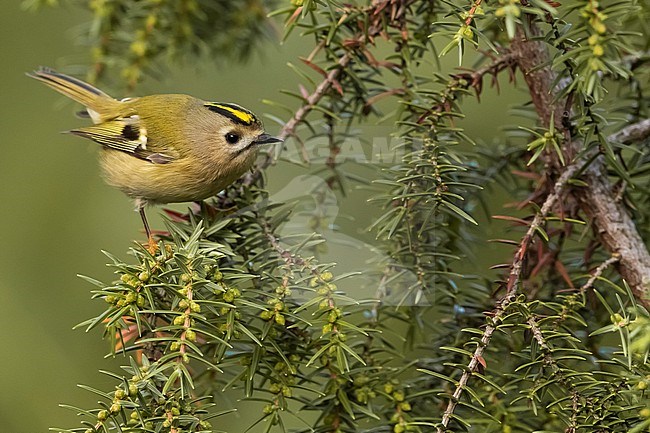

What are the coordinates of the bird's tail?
(27, 67, 121, 123)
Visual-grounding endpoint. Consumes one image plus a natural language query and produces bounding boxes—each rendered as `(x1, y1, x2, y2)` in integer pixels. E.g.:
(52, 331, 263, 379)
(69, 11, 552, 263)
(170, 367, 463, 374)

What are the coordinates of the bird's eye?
(225, 132, 240, 144)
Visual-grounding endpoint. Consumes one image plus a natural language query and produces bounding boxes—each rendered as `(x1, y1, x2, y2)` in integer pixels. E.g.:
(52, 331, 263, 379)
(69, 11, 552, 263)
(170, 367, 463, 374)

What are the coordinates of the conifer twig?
(438, 159, 577, 431)
(577, 254, 622, 296)
(241, 0, 417, 187)
(511, 23, 650, 306)
(438, 119, 649, 431)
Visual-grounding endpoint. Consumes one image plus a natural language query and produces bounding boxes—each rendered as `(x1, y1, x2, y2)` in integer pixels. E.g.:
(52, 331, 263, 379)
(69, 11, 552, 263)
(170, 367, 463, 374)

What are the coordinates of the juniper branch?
(438, 118, 649, 430)
(577, 254, 623, 296)
(553, 254, 621, 330)
(438, 156, 577, 431)
(262, 52, 353, 170)
(237, 51, 353, 192)
(243, 0, 418, 187)
(525, 314, 584, 432)
(512, 22, 650, 306)
(417, 51, 517, 123)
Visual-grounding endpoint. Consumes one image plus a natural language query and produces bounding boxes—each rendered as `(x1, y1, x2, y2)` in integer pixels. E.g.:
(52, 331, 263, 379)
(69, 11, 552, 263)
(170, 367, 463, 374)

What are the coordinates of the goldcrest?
(29, 67, 282, 239)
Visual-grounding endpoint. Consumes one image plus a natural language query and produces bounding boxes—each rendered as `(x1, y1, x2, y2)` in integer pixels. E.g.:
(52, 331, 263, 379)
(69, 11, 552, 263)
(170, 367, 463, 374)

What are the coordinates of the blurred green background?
(0, 3, 516, 432)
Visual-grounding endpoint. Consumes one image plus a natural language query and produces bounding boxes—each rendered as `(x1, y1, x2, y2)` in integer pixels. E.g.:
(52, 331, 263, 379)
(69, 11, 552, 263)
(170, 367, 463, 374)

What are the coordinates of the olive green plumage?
(28, 67, 281, 238)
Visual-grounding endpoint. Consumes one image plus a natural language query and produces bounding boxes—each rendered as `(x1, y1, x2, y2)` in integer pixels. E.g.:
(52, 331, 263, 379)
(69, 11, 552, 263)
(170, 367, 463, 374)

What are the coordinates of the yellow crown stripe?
(211, 104, 255, 124)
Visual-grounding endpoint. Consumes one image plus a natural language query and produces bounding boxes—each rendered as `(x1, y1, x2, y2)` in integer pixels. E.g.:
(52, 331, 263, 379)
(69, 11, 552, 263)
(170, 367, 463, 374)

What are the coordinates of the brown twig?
(464, 0, 484, 26)
(578, 254, 622, 296)
(277, 53, 353, 144)
(550, 253, 621, 329)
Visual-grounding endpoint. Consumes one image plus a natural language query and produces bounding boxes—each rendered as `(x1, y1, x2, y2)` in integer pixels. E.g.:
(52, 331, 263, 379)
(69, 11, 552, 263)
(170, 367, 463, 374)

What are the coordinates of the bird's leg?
(139, 206, 152, 239)
(136, 199, 158, 254)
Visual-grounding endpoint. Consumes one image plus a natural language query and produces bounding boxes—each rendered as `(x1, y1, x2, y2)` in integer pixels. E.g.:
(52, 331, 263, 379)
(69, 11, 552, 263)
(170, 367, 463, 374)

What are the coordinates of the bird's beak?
(254, 133, 283, 145)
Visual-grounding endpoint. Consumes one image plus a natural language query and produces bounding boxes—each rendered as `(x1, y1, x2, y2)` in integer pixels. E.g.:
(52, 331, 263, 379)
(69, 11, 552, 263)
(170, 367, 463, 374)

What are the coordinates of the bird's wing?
(69, 116, 176, 164)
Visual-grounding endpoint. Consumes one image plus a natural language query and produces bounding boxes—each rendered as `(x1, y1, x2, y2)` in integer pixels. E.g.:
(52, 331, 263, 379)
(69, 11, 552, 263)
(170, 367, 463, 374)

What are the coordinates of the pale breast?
(98, 149, 256, 204)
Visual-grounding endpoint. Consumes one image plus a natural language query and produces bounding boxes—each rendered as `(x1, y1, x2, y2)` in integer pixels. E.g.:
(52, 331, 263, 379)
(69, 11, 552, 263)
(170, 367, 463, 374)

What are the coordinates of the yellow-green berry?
(400, 401, 412, 411)
(125, 292, 137, 304)
(611, 313, 626, 326)
(592, 20, 606, 34)
(145, 14, 157, 29)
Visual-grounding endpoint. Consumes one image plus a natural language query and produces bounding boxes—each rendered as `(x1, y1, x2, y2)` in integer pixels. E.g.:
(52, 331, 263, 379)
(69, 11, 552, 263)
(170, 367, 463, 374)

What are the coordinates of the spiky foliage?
(31, 0, 650, 432)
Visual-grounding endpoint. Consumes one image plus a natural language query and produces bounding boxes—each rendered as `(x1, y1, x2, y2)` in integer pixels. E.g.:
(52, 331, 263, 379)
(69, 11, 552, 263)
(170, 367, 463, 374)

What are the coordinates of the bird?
(28, 67, 282, 249)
